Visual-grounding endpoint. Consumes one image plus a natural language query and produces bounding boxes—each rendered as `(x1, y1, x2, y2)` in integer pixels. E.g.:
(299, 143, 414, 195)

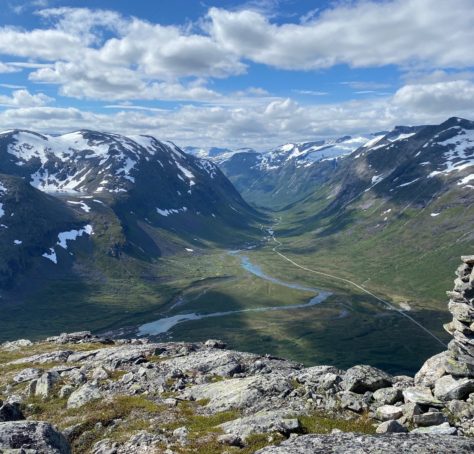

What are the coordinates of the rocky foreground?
(1, 256, 474, 453)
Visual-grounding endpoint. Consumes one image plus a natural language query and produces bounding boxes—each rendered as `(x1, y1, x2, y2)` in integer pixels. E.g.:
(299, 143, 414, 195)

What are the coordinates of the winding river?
(137, 252, 332, 336)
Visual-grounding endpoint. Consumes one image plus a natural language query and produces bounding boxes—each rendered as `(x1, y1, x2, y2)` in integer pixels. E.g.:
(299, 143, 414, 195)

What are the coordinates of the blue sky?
(0, 0, 473, 148)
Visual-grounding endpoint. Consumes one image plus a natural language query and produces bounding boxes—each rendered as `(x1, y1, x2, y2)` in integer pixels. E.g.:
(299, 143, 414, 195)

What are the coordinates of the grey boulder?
(0, 421, 70, 453)
(340, 365, 393, 393)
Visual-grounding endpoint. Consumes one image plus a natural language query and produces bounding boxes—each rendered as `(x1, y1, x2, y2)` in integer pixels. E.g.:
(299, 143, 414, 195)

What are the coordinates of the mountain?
(215, 135, 383, 208)
(0, 129, 263, 339)
(184, 145, 256, 161)
(271, 117, 474, 305)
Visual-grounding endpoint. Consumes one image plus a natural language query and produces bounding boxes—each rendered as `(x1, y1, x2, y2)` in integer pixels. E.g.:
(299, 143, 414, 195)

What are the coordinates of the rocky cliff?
(1, 256, 474, 453)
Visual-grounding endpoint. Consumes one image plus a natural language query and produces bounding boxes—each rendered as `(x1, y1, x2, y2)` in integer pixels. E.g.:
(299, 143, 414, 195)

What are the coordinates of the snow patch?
(67, 201, 91, 213)
(156, 207, 188, 216)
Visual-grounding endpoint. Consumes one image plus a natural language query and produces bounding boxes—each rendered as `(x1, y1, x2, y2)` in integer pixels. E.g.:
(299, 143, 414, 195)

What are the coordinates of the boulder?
(340, 365, 393, 393)
(410, 422, 457, 435)
(402, 386, 443, 406)
(219, 410, 299, 440)
(0, 402, 24, 422)
(1, 339, 32, 351)
(375, 405, 404, 421)
(461, 255, 474, 265)
(0, 421, 70, 453)
(35, 372, 58, 399)
(373, 387, 403, 405)
(376, 420, 408, 434)
(434, 375, 474, 401)
(413, 411, 447, 427)
(181, 373, 293, 414)
(255, 433, 474, 453)
(67, 384, 102, 409)
(204, 339, 227, 349)
(414, 352, 448, 388)
(402, 402, 422, 420)
(13, 367, 42, 383)
(339, 391, 368, 413)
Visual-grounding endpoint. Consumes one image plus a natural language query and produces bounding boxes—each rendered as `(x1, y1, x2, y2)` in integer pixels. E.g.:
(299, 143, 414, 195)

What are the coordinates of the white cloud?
(0, 62, 20, 73)
(0, 89, 54, 107)
(393, 80, 474, 113)
(208, 0, 474, 70)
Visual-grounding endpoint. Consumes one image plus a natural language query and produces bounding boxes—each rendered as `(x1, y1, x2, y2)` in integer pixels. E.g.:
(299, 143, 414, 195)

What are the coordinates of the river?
(137, 252, 332, 336)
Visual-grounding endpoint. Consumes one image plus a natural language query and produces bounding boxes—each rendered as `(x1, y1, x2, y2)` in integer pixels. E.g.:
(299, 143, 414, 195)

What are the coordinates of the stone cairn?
(444, 255, 474, 378)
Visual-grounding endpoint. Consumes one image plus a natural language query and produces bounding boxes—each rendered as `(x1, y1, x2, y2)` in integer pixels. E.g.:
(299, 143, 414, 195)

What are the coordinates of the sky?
(0, 0, 473, 149)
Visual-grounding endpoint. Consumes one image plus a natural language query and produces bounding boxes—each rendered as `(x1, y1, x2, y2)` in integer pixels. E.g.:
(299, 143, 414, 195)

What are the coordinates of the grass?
(298, 411, 376, 435)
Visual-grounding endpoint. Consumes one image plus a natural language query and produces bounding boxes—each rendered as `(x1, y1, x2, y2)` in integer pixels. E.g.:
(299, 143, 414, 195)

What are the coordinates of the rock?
(318, 373, 342, 391)
(0, 402, 24, 422)
(402, 402, 422, 420)
(339, 391, 367, 413)
(62, 368, 87, 385)
(204, 339, 226, 349)
(373, 387, 403, 405)
(375, 405, 404, 421)
(181, 373, 293, 414)
(67, 384, 102, 409)
(0, 421, 70, 453)
(446, 399, 473, 418)
(1, 339, 32, 351)
(13, 367, 42, 383)
(340, 365, 393, 393)
(444, 355, 474, 378)
(376, 420, 408, 434)
(295, 366, 344, 385)
(92, 366, 109, 380)
(448, 301, 474, 324)
(163, 398, 178, 407)
(413, 411, 447, 427)
(461, 255, 474, 265)
(173, 426, 188, 445)
(219, 410, 299, 440)
(35, 372, 58, 398)
(255, 433, 474, 453)
(402, 386, 443, 406)
(415, 352, 448, 388)
(217, 433, 243, 447)
(9, 350, 73, 365)
(52, 331, 94, 344)
(59, 385, 75, 399)
(410, 422, 457, 435)
(434, 375, 474, 401)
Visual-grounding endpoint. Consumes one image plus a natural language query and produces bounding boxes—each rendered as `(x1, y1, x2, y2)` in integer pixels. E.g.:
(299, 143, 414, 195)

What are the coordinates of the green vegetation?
(298, 411, 376, 435)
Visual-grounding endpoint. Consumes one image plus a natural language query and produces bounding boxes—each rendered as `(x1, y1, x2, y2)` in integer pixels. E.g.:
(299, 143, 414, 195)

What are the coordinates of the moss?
(298, 411, 376, 435)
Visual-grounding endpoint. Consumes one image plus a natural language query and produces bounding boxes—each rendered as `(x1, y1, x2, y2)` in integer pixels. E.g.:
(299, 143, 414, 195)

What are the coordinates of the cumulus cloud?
(0, 89, 54, 107)
(208, 0, 474, 69)
(1, 85, 471, 149)
(393, 80, 474, 113)
(0, 1, 473, 145)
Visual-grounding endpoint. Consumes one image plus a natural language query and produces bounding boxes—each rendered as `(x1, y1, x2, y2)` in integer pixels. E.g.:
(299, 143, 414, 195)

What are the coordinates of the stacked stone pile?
(443, 255, 474, 378)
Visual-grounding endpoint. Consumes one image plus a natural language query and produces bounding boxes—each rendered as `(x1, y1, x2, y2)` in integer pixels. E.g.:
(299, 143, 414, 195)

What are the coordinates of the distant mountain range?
(1, 117, 473, 341)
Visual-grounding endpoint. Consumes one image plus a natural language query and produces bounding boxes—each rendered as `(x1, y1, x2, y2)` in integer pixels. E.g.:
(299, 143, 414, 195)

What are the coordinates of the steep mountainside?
(0, 129, 263, 339)
(272, 117, 474, 305)
(215, 135, 388, 208)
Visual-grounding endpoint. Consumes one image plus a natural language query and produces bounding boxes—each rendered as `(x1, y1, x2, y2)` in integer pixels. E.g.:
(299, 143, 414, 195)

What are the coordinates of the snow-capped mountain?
(184, 146, 257, 163)
(0, 129, 262, 292)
